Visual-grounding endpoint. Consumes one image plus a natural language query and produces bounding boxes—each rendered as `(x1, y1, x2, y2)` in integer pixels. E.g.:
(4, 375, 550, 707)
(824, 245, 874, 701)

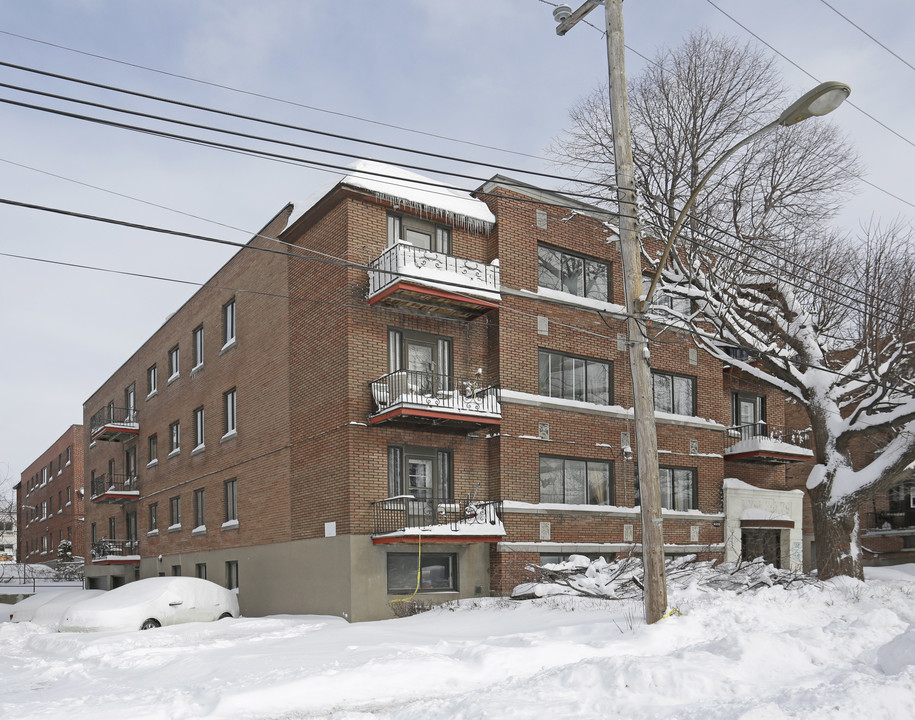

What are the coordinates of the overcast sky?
(2, 0, 913, 483)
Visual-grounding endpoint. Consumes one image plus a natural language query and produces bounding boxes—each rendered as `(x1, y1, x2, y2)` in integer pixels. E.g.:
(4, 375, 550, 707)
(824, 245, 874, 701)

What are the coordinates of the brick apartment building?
(79, 161, 811, 621)
(16, 425, 85, 563)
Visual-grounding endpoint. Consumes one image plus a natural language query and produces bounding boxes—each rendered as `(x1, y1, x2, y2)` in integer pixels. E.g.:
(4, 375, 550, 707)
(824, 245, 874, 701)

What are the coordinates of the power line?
(816, 0, 915, 74)
(0, 28, 550, 165)
(705, 0, 915, 153)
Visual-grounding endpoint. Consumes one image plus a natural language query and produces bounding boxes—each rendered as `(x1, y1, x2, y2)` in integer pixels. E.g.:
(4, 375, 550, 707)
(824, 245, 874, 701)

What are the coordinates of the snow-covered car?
(30, 590, 105, 627)
(9, 589, 71, 623)
(58, 577, 239, 632)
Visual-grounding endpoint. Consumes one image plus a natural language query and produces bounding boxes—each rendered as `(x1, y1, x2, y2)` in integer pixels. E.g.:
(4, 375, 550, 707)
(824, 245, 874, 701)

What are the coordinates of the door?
(406, 454, 435, 524)
(741, 529, 781, 568)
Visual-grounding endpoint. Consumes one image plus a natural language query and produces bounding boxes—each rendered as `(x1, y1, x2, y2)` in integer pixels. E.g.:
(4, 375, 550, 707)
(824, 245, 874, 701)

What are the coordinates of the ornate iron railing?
(726, 423, 811, 451)
(368, 243, 500, 297)
(90, 473, 139, 499)
(372, 495, 503, 536)
(371, 370, 500, 417)
(89, 405, 139, 436)
(91, 538, 139, 560)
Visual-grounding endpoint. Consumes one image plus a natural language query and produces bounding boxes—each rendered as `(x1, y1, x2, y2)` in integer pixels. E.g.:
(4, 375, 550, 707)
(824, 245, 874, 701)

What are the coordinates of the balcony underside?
(370, 404, 501, 430)
(92, 555, 140, 565)
(91, 423, 139, 443)
(724, 449, 811, 464)
(369, 280, 499, 320)
(91, 490, 140, 504)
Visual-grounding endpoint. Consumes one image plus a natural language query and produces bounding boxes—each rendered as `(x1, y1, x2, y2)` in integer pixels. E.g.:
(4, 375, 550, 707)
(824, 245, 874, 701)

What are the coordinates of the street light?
(641, 81, 851, 309)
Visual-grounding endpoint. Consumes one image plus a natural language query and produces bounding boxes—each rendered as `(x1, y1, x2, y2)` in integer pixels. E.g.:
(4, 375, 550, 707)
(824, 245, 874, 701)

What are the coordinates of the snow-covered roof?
(287, 160, 496, 233)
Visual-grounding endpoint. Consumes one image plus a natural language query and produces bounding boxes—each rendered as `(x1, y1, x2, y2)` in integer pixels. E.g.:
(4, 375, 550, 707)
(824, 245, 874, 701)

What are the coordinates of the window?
(225, 478, 238, 522)
(226, 560, 239, 590)
(196, 563, 207, 580)
(538, 350, 612, 405)
(652, 372, 696, 416)
(41, 467, 47, 484)
(387, 328, 452, 393)
(171, 565, 182, 577)
(194, 489, 205, 528)
(193, 407, 205, 450)
(148, 434, 158, 464)
(387, 553, 456, 593)
(57, 453, 62, 473)
(147, 364, 158, 396)
(732, 391, 766, 437)
(124, 383, 136, 421)
(65, 446, 71, 465)
(91, 522, 97, 545)
(538, 245, 609, 301)
(635, 466, 698, 511)
(169, 496, 180, 527)
(168, 345, 180, 379)
(224, 388, 237, 436)
(169, 421, 180, 455)
(540, 456, 613, 505)
(192, 325, 204, 368)
(125, 445, 137, 480)
(126, 511, 137, 545)
(388, 446, 452, 501)
(66, 486, 71, 505)
(223, 298, 236, 347)
(149, 503, 158, 532)
(387, 213, 451, 254)
(644, 276, 692, 315)
(108, 516, 116, 540)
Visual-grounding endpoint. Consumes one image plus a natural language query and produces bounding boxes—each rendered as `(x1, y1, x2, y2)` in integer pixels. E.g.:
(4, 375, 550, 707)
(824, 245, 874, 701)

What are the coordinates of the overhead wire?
(815, 0, 915, 74)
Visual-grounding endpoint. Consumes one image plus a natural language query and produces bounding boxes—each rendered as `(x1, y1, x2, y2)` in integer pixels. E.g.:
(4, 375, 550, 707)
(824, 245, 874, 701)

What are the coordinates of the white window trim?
(220, 429, 238, 443)
(147, 529, 159, 537)
(167, 523, 182, 532)
(167, 447, 180, 459)
(192, 525, 207, 536)
(146, 458, 159, 469)
(219, 339, 237, 355)
(146, 389, 158, 401)
(191, 444, 205, 456)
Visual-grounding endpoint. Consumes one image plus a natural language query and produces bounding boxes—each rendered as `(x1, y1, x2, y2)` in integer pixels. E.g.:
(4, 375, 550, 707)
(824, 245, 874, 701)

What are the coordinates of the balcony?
(89, 405, 139, 442)
(370, 370, 501, 429)
(367, 243, 500, 320)
(90, 473, 139, 504)
(371, 495, 505, 543)
(724, 423, 813, 464)
(91, 539, 140, 564)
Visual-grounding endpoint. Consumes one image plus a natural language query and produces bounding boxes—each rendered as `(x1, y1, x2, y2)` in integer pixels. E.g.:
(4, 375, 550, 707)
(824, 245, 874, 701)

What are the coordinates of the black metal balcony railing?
(868, 510, 915, 531)
(90, 473, 139, 500)
(91, 538, 139, 560)
(371, 370, 501, 417)
(89, 405, 139, 437)
(726, 423, 812, 451)
(372, 495, 503, 536)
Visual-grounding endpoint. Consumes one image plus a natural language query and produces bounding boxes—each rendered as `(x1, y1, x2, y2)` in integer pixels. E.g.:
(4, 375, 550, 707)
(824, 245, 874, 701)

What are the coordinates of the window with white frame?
(193, 407, 205, 450)
(223, 298, 236, 347)
(148, 433, 158, 464)
(652, 372, 696, 416)
(168, 345, 180, 380)
(169, 421, 180, 455)
(539, 455, 613, 505)
(192, 325, 204, 369)
(169, 496, 180, 527)
(538, 350, 611, 405)
(387, 213, 451, 253)
(538, 244, 610, 301)
(193, 488, 205, 528)
(224, 388, 237, 436)
(147, 364, 157, 396)
(149, 503, 158, 532)
(226, 560, 239, 590)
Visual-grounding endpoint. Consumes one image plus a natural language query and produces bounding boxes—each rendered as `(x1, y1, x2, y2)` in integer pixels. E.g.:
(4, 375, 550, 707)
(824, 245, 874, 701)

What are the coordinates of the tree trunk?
(807, 482, 864, 580)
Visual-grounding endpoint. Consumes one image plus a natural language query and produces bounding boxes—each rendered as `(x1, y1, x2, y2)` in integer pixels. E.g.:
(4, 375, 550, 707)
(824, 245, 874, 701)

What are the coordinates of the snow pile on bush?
(512, 554, 816, 600)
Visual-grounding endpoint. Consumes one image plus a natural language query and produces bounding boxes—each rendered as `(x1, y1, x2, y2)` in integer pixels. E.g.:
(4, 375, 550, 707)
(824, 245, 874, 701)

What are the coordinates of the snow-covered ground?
(1, 566, 914, 719)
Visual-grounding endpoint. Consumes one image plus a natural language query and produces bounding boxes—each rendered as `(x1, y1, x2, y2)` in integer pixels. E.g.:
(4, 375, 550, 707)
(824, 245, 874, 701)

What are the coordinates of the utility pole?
(554, 0, 667, 623)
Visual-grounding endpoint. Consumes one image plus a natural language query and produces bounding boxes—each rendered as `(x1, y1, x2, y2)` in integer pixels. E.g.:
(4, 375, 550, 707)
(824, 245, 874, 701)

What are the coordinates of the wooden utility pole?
(556, 0, 667, 623)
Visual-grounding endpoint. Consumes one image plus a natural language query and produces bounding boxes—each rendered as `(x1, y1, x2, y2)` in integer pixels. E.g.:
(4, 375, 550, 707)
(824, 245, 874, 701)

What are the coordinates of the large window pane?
(561, 254, 584, 296)
(585, 259, 608, 301)
(588, 463, 611, 505)
(387, 554, 456, 593)
(653, 374, 673, 412)
(539, 457, 564, 503)
(565, 460, 587, 504)
(673, 376, 695, 415)
(538, 246, 561, 290)
(586, 361, 610, 405)
(653, 373, 695, 416)
(672, 469, 694, 511)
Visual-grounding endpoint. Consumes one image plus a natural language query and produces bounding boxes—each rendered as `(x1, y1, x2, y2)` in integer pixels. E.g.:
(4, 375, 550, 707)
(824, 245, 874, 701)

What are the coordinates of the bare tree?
(551, 29, 860, 249)
(661, 220, 915, 580)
